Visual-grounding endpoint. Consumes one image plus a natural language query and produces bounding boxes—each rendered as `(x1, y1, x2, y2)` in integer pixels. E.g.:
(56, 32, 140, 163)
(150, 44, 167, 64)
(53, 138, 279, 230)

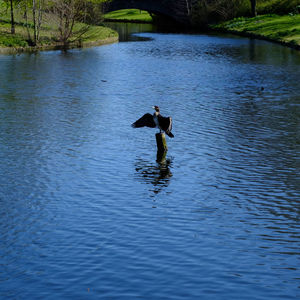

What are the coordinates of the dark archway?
(102, 0, 195, 24)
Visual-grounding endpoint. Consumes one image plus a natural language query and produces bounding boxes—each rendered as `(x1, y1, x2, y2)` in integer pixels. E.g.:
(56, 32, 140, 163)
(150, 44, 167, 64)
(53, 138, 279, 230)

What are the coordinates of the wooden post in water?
(156, 133, 168, 152)
(156, 133, 168, 163)
(156, 149, 167, 163)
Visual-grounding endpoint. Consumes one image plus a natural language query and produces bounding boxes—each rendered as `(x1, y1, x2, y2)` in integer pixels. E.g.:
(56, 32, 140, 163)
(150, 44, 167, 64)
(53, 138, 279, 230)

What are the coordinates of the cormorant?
(131, 106, 174, 138)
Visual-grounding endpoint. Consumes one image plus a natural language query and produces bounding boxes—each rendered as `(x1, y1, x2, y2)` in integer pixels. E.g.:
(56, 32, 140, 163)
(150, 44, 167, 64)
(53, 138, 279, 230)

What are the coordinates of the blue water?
(0, 25, 299, 299)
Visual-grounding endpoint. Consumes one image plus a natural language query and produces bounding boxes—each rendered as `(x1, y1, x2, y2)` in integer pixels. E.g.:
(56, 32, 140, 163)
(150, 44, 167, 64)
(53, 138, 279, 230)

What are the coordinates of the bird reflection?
(135, 155, 173, 195)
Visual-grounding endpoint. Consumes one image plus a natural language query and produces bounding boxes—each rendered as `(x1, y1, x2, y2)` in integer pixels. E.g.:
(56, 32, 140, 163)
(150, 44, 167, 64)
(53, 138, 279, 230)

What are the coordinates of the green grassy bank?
(0, 3, 118, 54)
(104, 9, 153, 23)
(211, 14, 300, 50)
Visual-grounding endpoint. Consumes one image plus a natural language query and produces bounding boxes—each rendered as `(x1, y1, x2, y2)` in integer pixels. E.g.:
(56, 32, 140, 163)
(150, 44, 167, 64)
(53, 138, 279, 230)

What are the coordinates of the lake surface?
(0, 23, 299, 299)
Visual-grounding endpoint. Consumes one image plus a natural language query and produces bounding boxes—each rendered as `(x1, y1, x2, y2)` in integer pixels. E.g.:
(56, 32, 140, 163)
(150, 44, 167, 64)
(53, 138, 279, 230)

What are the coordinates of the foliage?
(257, 0, 300, 15)
(0, 30, 28, 46)
(191, 0, 300, 25)
(46, 0, 108, 44)
(191, 0, 250, 25)
(0, 0, 117, 48)
(0, 0, 7, 12)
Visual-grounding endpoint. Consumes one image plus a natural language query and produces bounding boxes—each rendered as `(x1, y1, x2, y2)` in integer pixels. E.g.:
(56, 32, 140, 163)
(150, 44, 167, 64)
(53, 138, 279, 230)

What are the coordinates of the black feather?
(131, 113, 156, 128)
(132, 107, 174, 138)
(157, 116, 174, 138)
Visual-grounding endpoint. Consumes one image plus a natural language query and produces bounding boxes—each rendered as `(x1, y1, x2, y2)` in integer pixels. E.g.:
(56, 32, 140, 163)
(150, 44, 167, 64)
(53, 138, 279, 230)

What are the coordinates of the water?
(0, 23, 299, 299)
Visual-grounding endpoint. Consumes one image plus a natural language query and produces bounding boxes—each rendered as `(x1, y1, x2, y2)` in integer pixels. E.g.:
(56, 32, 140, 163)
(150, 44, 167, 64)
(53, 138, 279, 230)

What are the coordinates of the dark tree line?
(251, 0, 257, 17)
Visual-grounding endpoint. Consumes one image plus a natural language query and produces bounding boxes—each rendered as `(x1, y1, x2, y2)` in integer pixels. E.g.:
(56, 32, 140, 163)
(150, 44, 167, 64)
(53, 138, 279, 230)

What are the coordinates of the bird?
(131, 106, 174, 138)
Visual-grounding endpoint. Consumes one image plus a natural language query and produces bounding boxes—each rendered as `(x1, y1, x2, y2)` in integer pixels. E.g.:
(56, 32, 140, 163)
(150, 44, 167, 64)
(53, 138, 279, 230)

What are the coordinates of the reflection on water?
(135, 157, 173, 195)
(104, 22, 155, 42)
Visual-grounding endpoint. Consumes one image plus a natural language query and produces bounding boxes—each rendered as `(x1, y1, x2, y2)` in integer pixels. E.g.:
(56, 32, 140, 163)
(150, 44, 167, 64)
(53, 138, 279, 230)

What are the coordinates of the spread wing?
(158, 116, 172, 132)
(158, 116, 174, 138)
(131, 113, 156, 128)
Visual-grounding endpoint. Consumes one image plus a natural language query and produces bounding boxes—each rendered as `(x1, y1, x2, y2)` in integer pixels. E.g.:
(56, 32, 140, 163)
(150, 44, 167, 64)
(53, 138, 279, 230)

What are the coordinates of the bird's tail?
(166, 132, 174, 138)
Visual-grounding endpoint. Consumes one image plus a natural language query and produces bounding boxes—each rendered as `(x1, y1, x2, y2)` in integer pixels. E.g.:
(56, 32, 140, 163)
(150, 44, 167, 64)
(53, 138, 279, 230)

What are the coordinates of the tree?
(191, 0, 248, 25)
(32, 0, 44, 44)
(4, 0, 107, 45)
(250, 0, 256, 17)
(185, 0, 191, 16)
(32, 0, 37, 43)
(10, 0, 15, 33)
(50, 0, 106, 45)
(20, 0, 44, 45)
(51, 0, 82, 44)
(3, 0, 16, 34)
(4, 0, 24, 34)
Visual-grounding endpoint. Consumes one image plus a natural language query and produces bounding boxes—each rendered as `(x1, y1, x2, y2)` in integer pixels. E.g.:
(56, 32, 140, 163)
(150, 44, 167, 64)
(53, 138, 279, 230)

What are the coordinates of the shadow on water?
(104, 21, 192, 42)
(104, 22, 155, 42)
(134, 155, 173, 195)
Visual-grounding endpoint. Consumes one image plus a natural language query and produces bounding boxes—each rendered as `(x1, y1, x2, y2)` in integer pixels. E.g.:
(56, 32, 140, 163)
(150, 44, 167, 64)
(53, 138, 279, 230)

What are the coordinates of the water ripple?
(0, 28, 300, 299)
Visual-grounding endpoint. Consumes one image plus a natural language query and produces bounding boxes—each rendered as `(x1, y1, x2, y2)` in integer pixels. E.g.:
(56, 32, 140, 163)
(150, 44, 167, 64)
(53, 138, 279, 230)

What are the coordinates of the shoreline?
(0, 36, 118, 55)
(2, 14, 300, 54)
(106, 14, 300, 52)
(210, 27, 300, 51)
(210, 14, 300, 52)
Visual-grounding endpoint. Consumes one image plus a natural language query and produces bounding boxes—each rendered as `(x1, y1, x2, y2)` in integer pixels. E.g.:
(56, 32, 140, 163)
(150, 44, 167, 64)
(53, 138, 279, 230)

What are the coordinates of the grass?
(0, 20, 28, 47)
(68, 23, 118, 44)
(0, 3, 118, 50)
(0, 19, 117, 49)
(212, 14, 300, 48)
(104, 9, 153, 23)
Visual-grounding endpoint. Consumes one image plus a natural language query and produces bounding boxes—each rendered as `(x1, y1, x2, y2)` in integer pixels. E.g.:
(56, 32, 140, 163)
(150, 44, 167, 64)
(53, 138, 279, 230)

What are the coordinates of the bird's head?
(152, 106, 160, 112)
